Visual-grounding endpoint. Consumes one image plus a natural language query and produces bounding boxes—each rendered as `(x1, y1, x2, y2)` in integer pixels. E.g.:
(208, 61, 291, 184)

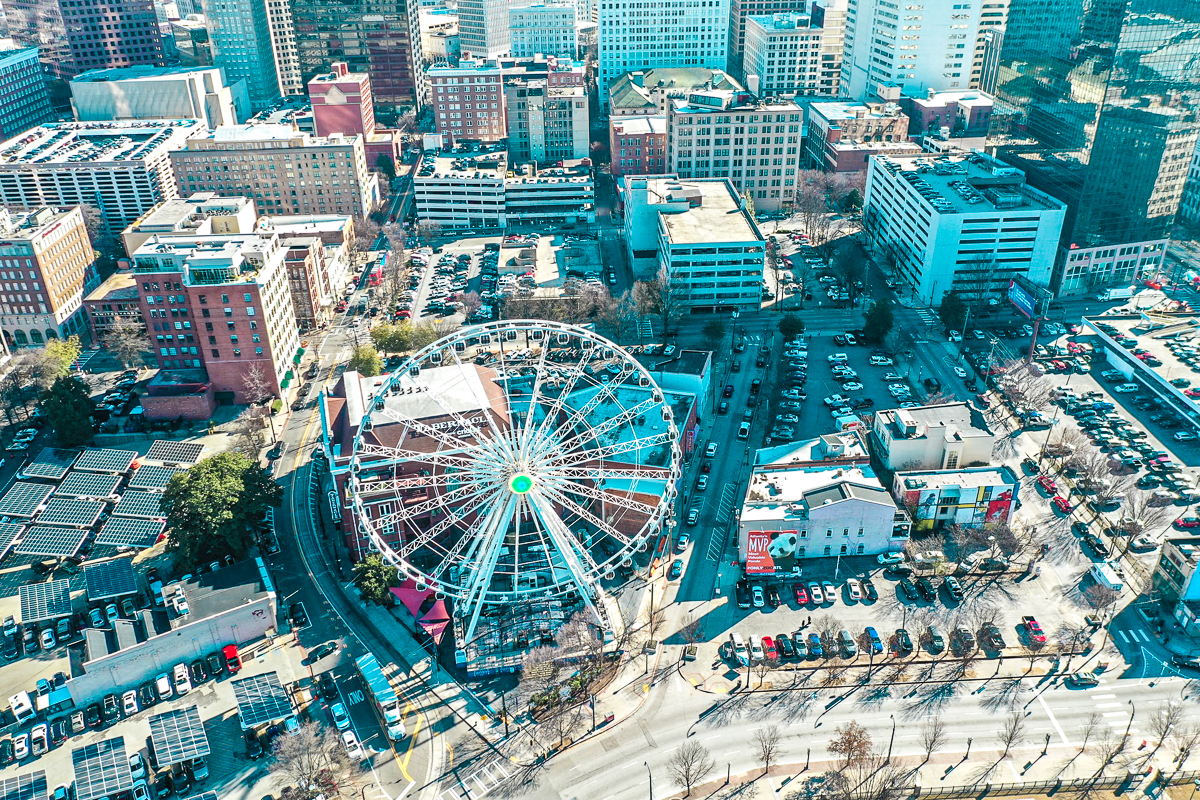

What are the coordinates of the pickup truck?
(1022, 615, 1047, 644)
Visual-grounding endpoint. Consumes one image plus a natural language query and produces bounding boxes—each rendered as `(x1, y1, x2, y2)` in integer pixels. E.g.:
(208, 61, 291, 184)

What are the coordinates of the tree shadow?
(978, 676, 1027, 712)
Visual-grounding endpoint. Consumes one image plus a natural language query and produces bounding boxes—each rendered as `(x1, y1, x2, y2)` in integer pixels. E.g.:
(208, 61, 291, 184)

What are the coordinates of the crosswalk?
(439, 758, 514, 800)
(914, 307, 939, 328)
(1081, 680, 1139, 735)
(1114, 629, 1152, 644)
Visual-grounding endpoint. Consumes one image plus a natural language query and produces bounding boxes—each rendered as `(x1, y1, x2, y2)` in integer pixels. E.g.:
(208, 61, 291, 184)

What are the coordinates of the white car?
(131, 781, 151, 800)
(842, 382, 863, 392)
(846, 578, 863, 600)
(705, 442, 718, 458)
(342, 730, 364, 761)
(953, 367, 968, 378)
(884, 372, 903, 382)
(129, 752, 147, 782)
(172, 663, 192, 695)
(39, 628, 55, 649)
(869, 356, 893, 366)
(972, 330, 986, 339)
(830, 406, 853, 418)
(827, 353, 848, 363)
(122, 689, 139, 716)
(823, 394, 848, 407)
(155, 673, 173, 701)
(13, 733, 28, 760)
(948, 331, 963, 342)
(1113, 383, 1140, 393)
(331, 702, 351, 730)
(1174, 431, 1198, 442)
(877, 552, 907, 565)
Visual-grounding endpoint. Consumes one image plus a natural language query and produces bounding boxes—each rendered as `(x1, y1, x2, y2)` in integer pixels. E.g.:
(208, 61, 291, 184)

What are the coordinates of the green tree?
(938, 292, 968, 332)
(353, 553, 399, 604)
(162, 452, 283, 568)
(779, 314, 806, 339)
(862, 299, 895, 342)
(39, 376, 95, 446)
(375, 154, 397, 181)
(371, 323, 414, 355)
(42, 336, 83, 380)
(701, 319, 726, 349)
(348, 344, 384, 377)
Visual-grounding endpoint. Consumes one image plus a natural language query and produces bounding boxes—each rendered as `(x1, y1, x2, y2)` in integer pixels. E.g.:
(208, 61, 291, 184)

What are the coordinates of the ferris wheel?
(347, 320, 683, 643)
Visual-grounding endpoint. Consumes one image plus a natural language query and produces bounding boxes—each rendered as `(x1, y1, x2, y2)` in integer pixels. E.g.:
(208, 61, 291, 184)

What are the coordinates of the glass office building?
(992, 0, 1200, 293)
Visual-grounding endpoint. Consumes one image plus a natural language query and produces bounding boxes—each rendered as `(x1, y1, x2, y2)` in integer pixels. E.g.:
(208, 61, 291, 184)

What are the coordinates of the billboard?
(1008, 279, 1037, 319)
(745, 531, 777, 574)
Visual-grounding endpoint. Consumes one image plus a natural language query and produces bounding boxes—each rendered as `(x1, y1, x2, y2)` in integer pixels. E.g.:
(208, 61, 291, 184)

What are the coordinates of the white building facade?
(597, 0, 730, 98)
(871, 403, 996, 472)
(743, 12, 841, 98)
(509, 4, 577, 58)
(863, 152, 1066, 304)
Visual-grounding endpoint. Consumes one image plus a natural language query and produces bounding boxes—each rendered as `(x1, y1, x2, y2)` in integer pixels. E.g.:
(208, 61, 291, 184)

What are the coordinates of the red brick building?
(610, 116, 667, 178)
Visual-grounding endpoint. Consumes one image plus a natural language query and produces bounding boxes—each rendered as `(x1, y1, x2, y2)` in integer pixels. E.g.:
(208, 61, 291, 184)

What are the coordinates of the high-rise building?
(665, 89, 803, 211)
(0, 120, 206, 232)
(0, 206, 98, 348)
(597, 0, 730, 99)
(308, 62, 403, 173)
(992, 0, 1199, 294)
(803, 100, 920, 172)
(509, 4, 578, 59)
(503, 77, 588, 162)
(727, 0, 812, 82)
(840, 0, 1008, 100)
(70, 66, 248, 128)
(0, 47, 54, 140)
(293, 0, 425, 112)
(169, 124, 381, 217)
(201, 0, 281, 112)
(266, 0, 305, 96)
(128, 232, 302, 401)
(743, 11, 843, 98)
(458, 0, 517, 56)
(4, 0, 167, 85)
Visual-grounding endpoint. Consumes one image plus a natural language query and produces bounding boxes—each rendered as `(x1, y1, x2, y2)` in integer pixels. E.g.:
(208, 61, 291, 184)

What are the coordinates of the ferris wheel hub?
(508, 472, 534, 494)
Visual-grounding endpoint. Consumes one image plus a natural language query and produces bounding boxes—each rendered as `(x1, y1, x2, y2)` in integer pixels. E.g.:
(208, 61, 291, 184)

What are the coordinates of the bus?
(354, 653, 405, 741)
(368, 252, 386, 286)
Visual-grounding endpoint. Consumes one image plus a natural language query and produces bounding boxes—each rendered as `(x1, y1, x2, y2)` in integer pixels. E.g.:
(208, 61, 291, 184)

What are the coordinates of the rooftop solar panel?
(14, 525, 87, 558)
(71, 737, 131, 800)
(0, 771, 47, 800)
(0, 482, 54, 518)
(0, 522, 24, 559)
(36, 498, 105, 528)
(55, 472, 122, 499)
(148, 707, 210, 767)
(232, 672, 293, 728)
(18, 579, 72, 623)
(95, 517, 162, 549)
(73, 449, 137, 474)
(146, 441, 205, 466)
(83, 559, 137, 601)
(111, 491, 163, 519)
(128, 465, 179, 491)
(21, 448, 79, 481)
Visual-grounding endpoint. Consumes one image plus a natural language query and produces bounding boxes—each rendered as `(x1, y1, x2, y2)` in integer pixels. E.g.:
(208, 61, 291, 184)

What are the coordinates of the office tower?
(992, 0, 1200, 293)
(0, 47, 54, 139)
(169, 124, 380, 217)
(459, 0, 517, 56)
(266, 0, 304, 96)
(597, 0, 730, 99)
(201, 0, 281, 112)
(4, 0, 167, 84)
(509, 4, 578, 59)
(294, 0, 425, 112)
(727, 0, 810, 82)
(0, 206, 98, 347)
(840, 0, 1008, 100)
(743, 11, 843, 97)
(504, 76, 588, 162)
(0, 120, 206, 232)
(70, 66, 247, 128)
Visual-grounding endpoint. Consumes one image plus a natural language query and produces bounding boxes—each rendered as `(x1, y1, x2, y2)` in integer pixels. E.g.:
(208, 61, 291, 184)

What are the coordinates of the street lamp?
(1124, 699, 1136, 738)
(887, 713, 897, 762)
(645, 761, 653, 800)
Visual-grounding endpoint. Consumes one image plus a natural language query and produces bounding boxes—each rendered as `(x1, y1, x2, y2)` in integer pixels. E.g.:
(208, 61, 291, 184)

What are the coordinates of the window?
(826, 529, 833, 538)
(823, 545, 831, 556)
(858, 527, 865, 537)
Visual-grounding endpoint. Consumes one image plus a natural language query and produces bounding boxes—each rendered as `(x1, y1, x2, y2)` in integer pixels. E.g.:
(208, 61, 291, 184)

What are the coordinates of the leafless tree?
(920, 715, 947, 764)
(517, 644, 562, 710)
(230, 407, 267, 460)
(458, 291, 484, 321)
(997, 711, 1026, 758)
(272, 722, 362, 799)
(347, 215, 381, 263)
(242, 364, 274, 408)
(754, 658, 774, 688)
(1174, 724, 1200, 765)
(1091, 474, 1133, 512)
(632, 267, 690, 336)
(1089, 728, 1127, 766)
(594, 289, 639, 343)
(1146, 701, 1187, 761)
(830, 721, 873, 771)
(1022, 640, 1047, 673)
(1056, 620, 1094, 670)
(101, 316, 148, 368)
(415, 219, 442, 245)
(81, 203, 119, 260)
(754, 725, 783, 775)
(679, 616, 705, 644)
(1079, 712, 1102, 753)
(668, 741, 716, 795)
(642, 605, 666, 642)
(542, 699, 584, 750)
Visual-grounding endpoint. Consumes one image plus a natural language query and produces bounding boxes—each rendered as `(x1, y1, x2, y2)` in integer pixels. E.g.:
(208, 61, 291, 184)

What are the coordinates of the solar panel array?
(146, 441, 205, 466)
(128, 465, 179, 491)
(111, 491, 163, 519)
(22, 448, 79, 481)
(148, 707, 210, 766)
(0, 522, 24, 558)
(73, 449, 137, 474)
(18, 580, 72, 622)
(0, 482, 54, 518)
(71, 737, 132, 800)
(36, 498, 105, 528)
(232, 672, 293, 727)
(83, 559, 137, 601)
(14, 525, 87, 557)
(96, 517, 162, 549)
(55, 472, 121, 499)
(0, 771, 47, 800)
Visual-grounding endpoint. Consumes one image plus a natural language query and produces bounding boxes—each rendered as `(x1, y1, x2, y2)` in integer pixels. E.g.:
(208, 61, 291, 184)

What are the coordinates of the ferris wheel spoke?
(376, 403, 479, 452)
(514, 341, 559, 457)
(445, 346, 519, 462)
(534, 483, 635, 549)
(374, 481, 496, 526)
(522, 344, 599, 453)
(460, 492, 520, 644)
(545, 397, 659, 461)
(355, 444, 480, 471)
(543, 477, 661, 519)
(397, 482, 504, 560)
(525, 361, 639, 459)
(553, 430, 676, 468)
(526, 491, 604, 602)
(550, 466, 674, 482)
(411, 366, 509, 458)
(353, 471, 481, 497)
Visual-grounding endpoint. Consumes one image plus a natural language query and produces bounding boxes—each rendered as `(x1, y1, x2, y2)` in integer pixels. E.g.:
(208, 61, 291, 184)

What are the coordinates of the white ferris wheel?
(347, 320, 683, 643)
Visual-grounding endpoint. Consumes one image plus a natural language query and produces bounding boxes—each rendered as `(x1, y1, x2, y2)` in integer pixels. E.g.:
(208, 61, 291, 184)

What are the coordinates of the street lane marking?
(1037, 694, 1070, 746)
(1102, 712, 1126, 717)
(1094, 703, 1122, 709)
(1090, 694, 1116, 699)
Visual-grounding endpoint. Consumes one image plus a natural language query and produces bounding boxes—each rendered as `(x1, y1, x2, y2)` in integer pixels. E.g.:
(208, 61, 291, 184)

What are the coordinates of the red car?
(1051, 360, 1068, 372)
(761, 636, 778, 661)
(1037, 476, 1058, 494)
(1175, 517, 1200, 529)
(1024, 617, 1047, 644)
(701, 460, 712, 473)
(794, 584, 809, 605)
(222, 644, 243, 674)
(1185, 389, 1200, 399)
(1052, 496, 1071, 514)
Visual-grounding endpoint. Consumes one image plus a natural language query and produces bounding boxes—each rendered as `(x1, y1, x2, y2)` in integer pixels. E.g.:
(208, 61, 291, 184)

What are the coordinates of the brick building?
(610, 116, 667, 178)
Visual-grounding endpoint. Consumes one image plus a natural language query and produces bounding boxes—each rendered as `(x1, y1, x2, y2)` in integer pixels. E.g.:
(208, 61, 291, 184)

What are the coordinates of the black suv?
(852, 398, 874, 410)
(735, 581, 751, 609)
(916, 577, 937, 602)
